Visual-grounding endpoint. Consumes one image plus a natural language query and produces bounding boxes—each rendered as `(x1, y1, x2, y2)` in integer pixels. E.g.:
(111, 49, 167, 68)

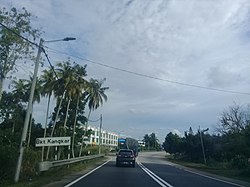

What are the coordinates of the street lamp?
(44, 37, 76, 43)
(199, 126, 209, 165)
(14, 37, 76, 183)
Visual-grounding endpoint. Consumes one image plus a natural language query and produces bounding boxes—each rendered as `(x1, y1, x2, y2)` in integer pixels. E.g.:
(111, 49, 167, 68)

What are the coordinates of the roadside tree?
(0, 7, 41, 100)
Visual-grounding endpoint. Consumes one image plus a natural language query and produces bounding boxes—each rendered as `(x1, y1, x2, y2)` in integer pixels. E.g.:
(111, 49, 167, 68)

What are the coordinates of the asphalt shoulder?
(43, 156, 111, 187)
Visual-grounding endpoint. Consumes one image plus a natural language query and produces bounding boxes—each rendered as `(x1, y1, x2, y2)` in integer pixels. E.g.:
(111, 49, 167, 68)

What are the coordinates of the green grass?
(3, 157, 107, 187)
(165, 156, 250, 184)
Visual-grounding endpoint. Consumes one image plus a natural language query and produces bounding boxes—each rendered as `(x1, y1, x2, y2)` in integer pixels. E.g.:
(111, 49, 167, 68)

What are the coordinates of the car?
(116, 149, 136, 167)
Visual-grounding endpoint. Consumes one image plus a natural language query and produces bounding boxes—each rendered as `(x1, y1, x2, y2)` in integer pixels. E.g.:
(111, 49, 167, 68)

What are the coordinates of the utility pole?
(15, 38, 44, 182)
(98, 114, 102, 155)
(199, 126, 209, 165)
(14, 37, 76, 182)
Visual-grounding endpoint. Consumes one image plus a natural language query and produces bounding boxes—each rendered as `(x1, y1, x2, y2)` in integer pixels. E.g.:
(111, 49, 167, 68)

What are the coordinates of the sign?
(35, 137, 71, 147)
(118, 138, 126, 142)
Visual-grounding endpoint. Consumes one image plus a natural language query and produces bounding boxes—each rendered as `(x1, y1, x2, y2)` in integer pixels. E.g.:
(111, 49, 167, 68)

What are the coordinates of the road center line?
(137, 161, 174, 187)
(64, 159, 111, 187)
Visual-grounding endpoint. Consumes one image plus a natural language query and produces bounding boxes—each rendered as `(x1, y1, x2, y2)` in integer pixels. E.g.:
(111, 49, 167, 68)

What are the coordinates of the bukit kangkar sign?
(35, 137, 71, 147)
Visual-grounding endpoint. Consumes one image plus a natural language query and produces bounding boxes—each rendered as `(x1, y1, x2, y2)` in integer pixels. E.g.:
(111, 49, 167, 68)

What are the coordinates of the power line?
(46, 47, 250, 96)
(88, 118, 101, 122)
(0, 22, 38, 47)
(1, 22, 250, 96)
(0, 22, 60, 80)
(42, 48, 59, 80)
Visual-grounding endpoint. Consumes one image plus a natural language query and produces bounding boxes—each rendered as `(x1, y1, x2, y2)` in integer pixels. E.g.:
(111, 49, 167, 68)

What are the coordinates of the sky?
(2, 0, 250, 142)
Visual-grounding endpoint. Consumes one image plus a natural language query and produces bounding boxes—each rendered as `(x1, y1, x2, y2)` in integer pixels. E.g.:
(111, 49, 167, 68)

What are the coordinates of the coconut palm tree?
(46, 61, 73, 138)
(79, 78, 109, 156)
(12, 77, 42, 147)
(46, 60, 85, 159)
(70, 64, 88, 158)
(45, 61, 72, 159)
(86, 78, 109, 121)
(11, 79, 29, 134)
(40, 68, 57, 161)
(25, 77, 42, 148)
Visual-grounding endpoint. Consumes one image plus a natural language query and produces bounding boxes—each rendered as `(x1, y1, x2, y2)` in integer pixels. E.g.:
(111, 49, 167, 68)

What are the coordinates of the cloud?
(207, 66, 242, 88)
(2, 0, 250, 141)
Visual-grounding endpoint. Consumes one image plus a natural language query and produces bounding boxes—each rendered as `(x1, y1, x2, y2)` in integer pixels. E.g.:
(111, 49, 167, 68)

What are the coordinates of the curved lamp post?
(14, 37, 76, 183)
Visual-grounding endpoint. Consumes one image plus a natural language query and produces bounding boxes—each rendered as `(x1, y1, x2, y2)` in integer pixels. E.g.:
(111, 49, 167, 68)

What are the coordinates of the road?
(64, 152, 249, 187)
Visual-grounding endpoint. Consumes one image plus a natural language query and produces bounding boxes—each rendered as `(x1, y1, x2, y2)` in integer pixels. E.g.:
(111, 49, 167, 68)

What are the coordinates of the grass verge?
(165, 156, 250, 184)
(3, 156, 107, 187)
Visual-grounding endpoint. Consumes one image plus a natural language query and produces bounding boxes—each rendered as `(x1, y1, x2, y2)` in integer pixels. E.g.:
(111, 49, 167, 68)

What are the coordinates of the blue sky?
(2, 0, 250, 142)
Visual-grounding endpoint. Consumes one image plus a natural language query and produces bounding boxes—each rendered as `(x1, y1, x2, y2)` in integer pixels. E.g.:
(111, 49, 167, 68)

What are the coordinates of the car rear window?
(119, 150, 133, 155)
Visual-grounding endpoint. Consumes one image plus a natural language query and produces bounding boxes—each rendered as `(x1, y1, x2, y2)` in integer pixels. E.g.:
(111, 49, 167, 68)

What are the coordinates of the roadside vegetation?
(3, 156, 107, 187)
(0, 6, 109, 185)
(163, 103, 250, 182)
(142, 132, 162, 151)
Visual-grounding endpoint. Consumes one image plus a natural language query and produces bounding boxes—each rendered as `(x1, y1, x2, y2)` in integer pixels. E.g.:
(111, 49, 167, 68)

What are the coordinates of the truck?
(118, 137, 139, 157)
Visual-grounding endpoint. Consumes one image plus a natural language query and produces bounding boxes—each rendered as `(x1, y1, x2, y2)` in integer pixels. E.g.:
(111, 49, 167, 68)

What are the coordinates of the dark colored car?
(116, 149, 136, 167)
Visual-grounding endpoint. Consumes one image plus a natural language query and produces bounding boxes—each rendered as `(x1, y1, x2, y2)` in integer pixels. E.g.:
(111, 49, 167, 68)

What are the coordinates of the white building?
(85, 125, 118, 149)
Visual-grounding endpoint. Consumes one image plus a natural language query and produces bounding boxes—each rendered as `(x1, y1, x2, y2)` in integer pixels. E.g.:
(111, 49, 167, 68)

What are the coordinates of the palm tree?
(45, 61, 72, 159)
(70, 64, 88, 158)
(25, 76, 42, 148)
(12, 77, 42, 147)
(45, 60, 85, 159)
(11, 79, 29, 134)
(12, 79, 29, 103)
(40, 68, 57, 161)
(79, 78, 109, 157)
(86, 78, 109, 121)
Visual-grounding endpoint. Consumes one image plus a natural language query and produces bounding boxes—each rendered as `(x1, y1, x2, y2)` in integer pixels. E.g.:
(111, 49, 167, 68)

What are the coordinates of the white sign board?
(36, 137, 71, 147)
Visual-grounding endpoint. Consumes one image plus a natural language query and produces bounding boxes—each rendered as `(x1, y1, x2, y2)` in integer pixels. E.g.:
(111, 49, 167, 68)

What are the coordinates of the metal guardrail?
(38, 154, 105, 172)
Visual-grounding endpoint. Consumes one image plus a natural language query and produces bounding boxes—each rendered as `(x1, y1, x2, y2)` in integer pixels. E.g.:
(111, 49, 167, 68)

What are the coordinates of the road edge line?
(64, 159, 111, 187)
(183, 168, 246, 187)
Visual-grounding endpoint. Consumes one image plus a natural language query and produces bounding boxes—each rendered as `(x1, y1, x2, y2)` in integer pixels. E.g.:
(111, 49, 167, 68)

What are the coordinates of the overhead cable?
(1, 22, 250, 96)
(46, 47, 250, 96)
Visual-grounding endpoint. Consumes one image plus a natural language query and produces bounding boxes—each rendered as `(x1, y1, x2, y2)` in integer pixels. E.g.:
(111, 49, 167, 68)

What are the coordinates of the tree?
(218, 103, 248, 134)
(40, 69, 56, 160)
(149, 133, 160, 149)
(45, 60, 73, 159)
(163, 132, 182, 154)
(79, 78, 108, 156)
(70, 64, 88, 158)
(0, 7, 41, 100)
(85, 78, 109, 119)
(143, 134, 150, 149)
(45, 61, 90, 159)
(143, 133, 160, 150)
(12, 77, 42, 147)
(0, 91, 26, 135)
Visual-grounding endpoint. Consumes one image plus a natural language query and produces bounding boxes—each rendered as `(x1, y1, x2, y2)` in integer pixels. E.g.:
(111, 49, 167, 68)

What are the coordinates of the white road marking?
(183, 168, 246, 187)
(137, 161, 174, 187)
(64, 159, 111, 187)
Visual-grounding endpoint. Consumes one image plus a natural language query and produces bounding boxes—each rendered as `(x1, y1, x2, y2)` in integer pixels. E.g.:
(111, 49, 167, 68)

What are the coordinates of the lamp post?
(14, 37, 76, 183)
(199, 126, 209, 165)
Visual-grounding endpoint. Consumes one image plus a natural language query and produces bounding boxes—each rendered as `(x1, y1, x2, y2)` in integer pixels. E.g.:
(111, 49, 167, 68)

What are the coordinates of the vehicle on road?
(116, 149, 136, 167)
(118, 137, 139, 157)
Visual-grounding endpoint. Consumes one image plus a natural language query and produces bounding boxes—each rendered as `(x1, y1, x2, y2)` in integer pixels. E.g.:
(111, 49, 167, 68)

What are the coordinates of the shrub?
(0, 145, 19, 182)
(20, 149, 41, 181)
(230, 155, 248, 169)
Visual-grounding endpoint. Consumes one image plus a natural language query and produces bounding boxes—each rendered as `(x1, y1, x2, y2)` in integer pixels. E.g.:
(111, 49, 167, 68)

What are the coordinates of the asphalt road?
(64, 152, 249, 187)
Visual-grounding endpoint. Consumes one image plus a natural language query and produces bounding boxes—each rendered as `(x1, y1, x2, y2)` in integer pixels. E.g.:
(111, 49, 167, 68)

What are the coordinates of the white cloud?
(2, 0, 250, 140)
